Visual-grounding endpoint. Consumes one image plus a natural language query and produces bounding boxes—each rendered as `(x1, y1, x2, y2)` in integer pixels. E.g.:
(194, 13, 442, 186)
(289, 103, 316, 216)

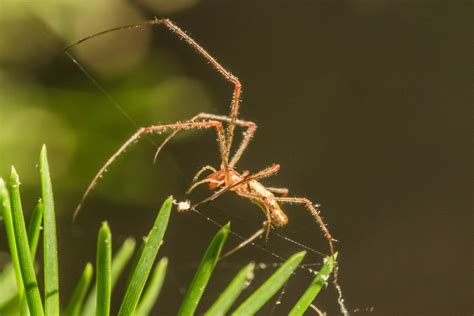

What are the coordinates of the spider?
(67, 18, 336, 257)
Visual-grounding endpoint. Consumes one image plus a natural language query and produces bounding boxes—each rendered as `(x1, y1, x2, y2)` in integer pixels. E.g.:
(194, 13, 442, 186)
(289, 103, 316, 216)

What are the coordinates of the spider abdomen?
(270, 205, 288, 227)
(247, 180, 288, 227)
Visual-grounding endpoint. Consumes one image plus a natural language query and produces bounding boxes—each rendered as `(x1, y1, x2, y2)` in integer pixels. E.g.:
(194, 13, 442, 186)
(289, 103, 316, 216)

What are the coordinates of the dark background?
(0, 0, 471, 315)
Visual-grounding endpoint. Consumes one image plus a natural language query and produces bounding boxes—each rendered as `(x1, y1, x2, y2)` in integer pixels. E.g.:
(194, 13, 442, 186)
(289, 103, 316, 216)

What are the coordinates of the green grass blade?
(0, 178, 24, 304)
(40, 145, 60, 315)
(177, 223, 230, 316)
(8, 169, 44, 316)
(27, 201, 43, 260)
(17, 202, 44, 316)
(232, 251, 306, 316)
(204, 262, 255, 316)
(134, 257, 168, 316)
(118, 196, 172, 316)
(82, 238, 136, 316)
(96, 222, 112, 316)
(17, 204, 45, 316)
(289, 253, 337, 316)
(1, 192, 43, 316)
(124, 238, 146, 289)
(64, 263, 93, 316)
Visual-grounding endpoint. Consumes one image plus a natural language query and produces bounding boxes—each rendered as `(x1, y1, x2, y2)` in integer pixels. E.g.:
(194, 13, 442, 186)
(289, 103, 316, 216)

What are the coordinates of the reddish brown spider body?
(66, 17, 335, 256)
(205, 166, 289, 228)
(66, 18, 350, 314)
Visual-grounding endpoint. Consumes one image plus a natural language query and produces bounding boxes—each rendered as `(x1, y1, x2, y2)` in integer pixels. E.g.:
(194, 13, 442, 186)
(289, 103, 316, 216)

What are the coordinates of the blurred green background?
(0, 0, 470, 315)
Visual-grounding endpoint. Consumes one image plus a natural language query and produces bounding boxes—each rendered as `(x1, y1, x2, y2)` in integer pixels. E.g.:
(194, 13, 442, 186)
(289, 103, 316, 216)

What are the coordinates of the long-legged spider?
(67, 18, 336, 258)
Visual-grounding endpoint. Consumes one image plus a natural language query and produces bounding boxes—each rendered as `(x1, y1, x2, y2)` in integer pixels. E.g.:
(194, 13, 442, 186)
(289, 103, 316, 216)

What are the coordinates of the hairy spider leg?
(65, 18, 243, 180)
(220, 226, 266, 260)
(73, 120, 228, 220)
(152, 113, 257, 197)
(192, 165, 217, 183)
(274, 197, 335, 256)
(192, 113, 257, 168)
(184, 165, 220, 194)
(186, 178, 223, 195)
(272, 197, 345, 312)
(191, 163, 281, 208)
(237, 191, 274, 240)
(153, 113, 257, 168)
(266, 187, 289, 196)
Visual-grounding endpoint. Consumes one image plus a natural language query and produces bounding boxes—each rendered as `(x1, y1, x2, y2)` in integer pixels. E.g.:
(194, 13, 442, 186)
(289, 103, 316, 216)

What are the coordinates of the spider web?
(189, 203, 350, 315)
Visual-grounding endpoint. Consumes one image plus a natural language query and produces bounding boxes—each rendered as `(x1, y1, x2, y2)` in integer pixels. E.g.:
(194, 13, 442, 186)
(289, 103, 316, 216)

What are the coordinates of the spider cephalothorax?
(206, 168, 241, 189)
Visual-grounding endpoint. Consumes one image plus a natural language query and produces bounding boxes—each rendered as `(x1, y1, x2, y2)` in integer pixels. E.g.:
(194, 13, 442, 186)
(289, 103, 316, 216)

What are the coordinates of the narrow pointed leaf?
(96, 222, 112, 316)
(40, 145, 60, 315)
(82, 238, 136, 316)
(177, 223, 230, 316)
(124, 238, 146, 290)
(232, 251, 306, 315)
(20, 201, 44, 316)
(0, 178, 24, 303)
(27, 201, 43, 261)
(134, 257, 168, 316)
(205, 262, 255, 316)
(65, 263, 93, 316)
(289, 253, 337, 316)
(8, 169, 44, 316)
(118, 196, 172, 316)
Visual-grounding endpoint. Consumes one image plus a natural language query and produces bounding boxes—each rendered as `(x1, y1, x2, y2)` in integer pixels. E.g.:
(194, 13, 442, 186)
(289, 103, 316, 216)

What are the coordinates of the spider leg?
(73, 120, 228, 220)
(152, 113, 256, 168)
(220, 226, 266, 260)
(234, 164, 280, 184)
(184, 165, 219, 194)
(66, 18, 243, 165)
(217, 191, 275, 259)
(186, 113, 257, 168)
(273, 197, 335, 256)
(273, 199, 347, 313)
(237, 191, 274, 242)
(191, 165, 217, 183)
(191, 164, 280, 208)
(266, 187, 289, 197)
(186, 178, 223, 195)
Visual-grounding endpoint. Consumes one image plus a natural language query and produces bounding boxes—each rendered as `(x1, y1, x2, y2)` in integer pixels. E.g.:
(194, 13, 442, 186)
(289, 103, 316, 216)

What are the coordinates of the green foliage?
(178, 223, 230, 316)
(27, 201, 43, 260)
(96, 223, 112, 316)
(118, 197, 171, 316)
(289, 253, 337, 315)
(64, 263, 93, 316)
(40, 145, 60, 315)
(82, 237, 136, 315)
(134, 257, 168, 316)
(232, 251, 306, 315)
(7, 167, 44, 316)
(0, 146, 337, 315)
(204, 263, 255, 316)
